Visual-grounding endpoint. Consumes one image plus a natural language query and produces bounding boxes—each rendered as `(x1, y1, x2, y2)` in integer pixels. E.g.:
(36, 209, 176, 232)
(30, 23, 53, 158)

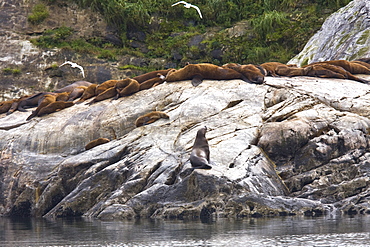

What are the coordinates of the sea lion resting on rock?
(133, 69, 172, 83)
(85, 137, 110, 150)
(88, 78, 141, 104)
(222, 63, 266, 84)
(0, 96, 29, 114)
(304, 63, 369, 83)
(163, 63, 248, 87)
(67, 86, 89, 101)
(306, 60, 370, 75)
(53, 80, 92, 94)
(76, 83, 98, 103)
(12, 92, 51, 113)
(189, 126, 212, 169)
(135, 111, 170, 127)
(115, 78, 140, 98)
(259, 62, 301, 77)
(26, 92, 72, 120)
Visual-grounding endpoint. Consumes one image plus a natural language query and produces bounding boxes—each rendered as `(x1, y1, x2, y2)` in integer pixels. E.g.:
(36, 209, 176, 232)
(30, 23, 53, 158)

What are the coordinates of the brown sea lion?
(135, 111, 170, 127)
(88, 87, 117, 105)
(354, 58, 370, 64)
(53, 80, 92, 94)
(139, 75, 166, 90)
(259, 62, 298, 76)
(95, 80, 118, 95)
(115, 78, 140, 98)
(164, 63, 245, 86)
(304, 63, 368, 83)
(352, 60, 370, 69)
(67, 86, 88, 101)
(222, 63, 266, 84)
(133, 69, 172, 83)
(26, 92, 70, 120)
(16, 92, 49, 112)
(0, 99, 16, 114)
(306, 60, 370, 75)
(5, 95, 30, 115)
(275, 65, 305, 77)
(76, 83, 98, 103)
(189, 126, 212, 169)
(37, 101, 74, 117)
(85, 137, 110, 150)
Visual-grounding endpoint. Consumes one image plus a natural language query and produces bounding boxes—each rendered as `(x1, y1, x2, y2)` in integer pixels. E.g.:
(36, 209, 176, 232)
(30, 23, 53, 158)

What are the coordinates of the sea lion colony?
(1, 59, 370, 167)
(1, 59, 370, 122)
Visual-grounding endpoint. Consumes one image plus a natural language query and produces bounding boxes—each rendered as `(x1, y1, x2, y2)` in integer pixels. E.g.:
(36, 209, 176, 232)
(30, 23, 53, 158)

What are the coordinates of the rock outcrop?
(289, 0, 370, 66)
(0, 0, 125, 101)
(1, 75, 370, 220)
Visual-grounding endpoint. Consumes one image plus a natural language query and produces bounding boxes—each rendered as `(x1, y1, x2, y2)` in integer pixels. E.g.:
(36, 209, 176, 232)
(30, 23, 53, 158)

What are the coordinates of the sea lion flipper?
(191, 75, 203, 87)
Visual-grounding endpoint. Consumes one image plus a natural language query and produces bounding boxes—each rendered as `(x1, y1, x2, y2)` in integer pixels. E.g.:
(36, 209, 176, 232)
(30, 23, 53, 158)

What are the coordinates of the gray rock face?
(289, 0, 370, 66)
(1, 75, 370, 220)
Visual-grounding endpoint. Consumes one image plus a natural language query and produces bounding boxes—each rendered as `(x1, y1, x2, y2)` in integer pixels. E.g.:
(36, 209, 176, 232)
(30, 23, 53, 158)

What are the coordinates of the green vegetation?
(31, 0, 353, 66)
(3, 68, 21, 75)
(28, 3, 50, 24)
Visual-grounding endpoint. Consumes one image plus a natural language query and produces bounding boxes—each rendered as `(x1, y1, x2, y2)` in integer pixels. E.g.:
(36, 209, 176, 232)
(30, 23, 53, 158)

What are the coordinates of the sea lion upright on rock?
(189, 126, 212, 170)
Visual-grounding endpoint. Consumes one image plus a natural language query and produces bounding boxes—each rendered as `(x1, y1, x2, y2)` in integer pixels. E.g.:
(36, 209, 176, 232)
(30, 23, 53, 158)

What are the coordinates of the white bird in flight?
(59, 61, 85, 78)
(171, 1, 203, 19)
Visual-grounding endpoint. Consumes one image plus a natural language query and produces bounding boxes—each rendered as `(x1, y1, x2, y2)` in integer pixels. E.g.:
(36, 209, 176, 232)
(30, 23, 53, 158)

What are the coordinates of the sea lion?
(164, 63, 245, 86)
(354, 58, 370, 64)
(15, 92, 49, 112)
(53, 80, 92, 94)
(352, 60, 370, 69)
(4, 95, 30, 115)
(67, 86, 88, 101)
(76, 83, 98, 103)
(222, 63, 265, 84)
(85, 137, 110, 150)
(189, 126, 212, 169)
(259, 62, 299, 77)
(135, 111, 170, 127)
(304, 63, 368, 83)
(0, 99, 16, 114)
(26, 92, 70, 120)
(139, 75, 166, 90)
(88, 87, 117, 105)
(133, 69, 172, 83)
(306, 60, 370, 75)
(115, 78, 140, 98)
(95, 80, 118, 95)
(88, 78, 141, 104)
(37, 101, 74, 117)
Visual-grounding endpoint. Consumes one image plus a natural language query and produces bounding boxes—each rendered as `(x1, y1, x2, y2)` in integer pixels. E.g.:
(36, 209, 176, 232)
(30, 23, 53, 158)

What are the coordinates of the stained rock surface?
(289, 0, 370, 66)
(1, 75, 370, 220)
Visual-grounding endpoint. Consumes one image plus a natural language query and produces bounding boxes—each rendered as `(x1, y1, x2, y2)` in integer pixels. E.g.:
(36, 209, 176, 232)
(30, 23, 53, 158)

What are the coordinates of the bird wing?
(59, 61, 72, 67)
(73, 64, 85, 77)
(171, 1, 187, 7)
(191, 5, 203, 19)
(78, 66, 85, 78)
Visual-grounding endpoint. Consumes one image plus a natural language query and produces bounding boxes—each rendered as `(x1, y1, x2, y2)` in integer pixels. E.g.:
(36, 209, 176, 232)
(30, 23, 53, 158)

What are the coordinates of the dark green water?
(1, 215, 370, 246)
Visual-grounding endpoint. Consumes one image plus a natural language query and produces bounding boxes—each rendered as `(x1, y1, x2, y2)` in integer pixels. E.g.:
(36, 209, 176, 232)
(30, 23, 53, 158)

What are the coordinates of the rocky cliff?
(290, 0, 370, 66)
(0, 0, 125, 101)
(1, 75, 370, 219)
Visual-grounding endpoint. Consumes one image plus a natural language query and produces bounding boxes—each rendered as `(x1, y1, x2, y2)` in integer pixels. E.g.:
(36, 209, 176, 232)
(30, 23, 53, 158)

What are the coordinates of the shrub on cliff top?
(28, 3, 50, 24)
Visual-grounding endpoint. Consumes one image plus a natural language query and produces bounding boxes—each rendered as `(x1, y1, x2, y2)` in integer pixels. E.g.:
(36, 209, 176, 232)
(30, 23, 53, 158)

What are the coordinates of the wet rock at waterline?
(2, 76, 370, 219)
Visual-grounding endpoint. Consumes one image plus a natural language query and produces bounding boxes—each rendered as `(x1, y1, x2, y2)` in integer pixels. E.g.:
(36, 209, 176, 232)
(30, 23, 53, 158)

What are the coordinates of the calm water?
(1, 215, 370, 246)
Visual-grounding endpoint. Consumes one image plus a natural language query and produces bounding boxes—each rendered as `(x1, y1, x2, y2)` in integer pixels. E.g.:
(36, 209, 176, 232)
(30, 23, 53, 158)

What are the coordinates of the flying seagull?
(171, 1, 203, 19)
(59, 61, 85, 78)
